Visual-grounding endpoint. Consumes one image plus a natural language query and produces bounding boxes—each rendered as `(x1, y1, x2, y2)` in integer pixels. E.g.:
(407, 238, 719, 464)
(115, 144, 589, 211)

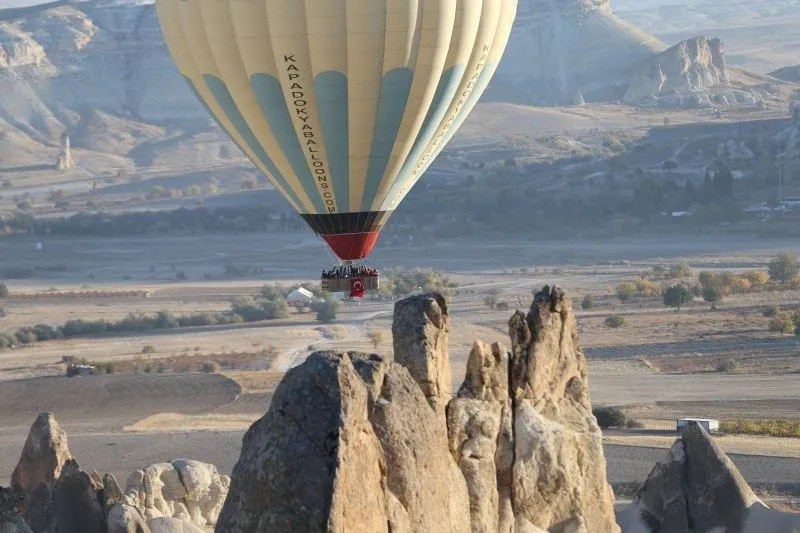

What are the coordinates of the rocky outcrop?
(507, 287, 618, 532)
(490, 0, 662, 105)
(10, 413, 72, 508)
(4, 412, 222, 533)
(0, 487, 32, 533)
(216, 349, 471, 532)
(393, 292, 452, 415)
(220, 288, 618, 532)
(447, 341, 514, 532)
(54, 132, 73, 171)
(621, 37, 728, 104)
(124, 460, 229, 529)
(618, 422, 800, 532)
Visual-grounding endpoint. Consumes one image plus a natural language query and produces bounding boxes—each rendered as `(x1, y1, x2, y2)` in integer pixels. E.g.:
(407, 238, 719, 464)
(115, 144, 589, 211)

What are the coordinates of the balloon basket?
(320, 265, 380, 297)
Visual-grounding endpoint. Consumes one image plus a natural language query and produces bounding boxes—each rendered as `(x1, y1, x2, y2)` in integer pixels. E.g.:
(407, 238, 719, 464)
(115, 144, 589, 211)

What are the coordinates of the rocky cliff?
(489, 0, 663, 104)
(218, 288, 619, 532)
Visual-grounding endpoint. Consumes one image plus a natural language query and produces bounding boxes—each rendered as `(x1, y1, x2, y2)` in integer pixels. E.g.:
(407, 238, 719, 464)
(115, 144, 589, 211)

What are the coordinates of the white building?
(286, 287, 315, 306)
(676, 418, 720, 433)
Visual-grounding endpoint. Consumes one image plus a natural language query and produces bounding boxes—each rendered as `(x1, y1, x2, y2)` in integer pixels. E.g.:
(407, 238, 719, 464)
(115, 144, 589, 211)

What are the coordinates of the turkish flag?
(349, 277, 365, 298)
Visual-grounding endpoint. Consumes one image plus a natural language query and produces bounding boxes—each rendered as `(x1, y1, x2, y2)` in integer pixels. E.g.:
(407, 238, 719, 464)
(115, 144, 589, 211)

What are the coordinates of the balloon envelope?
(156, 0, 517, 260)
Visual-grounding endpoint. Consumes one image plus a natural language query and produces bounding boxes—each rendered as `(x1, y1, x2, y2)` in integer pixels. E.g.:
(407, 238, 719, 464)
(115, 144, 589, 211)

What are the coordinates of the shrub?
(768, 253, 799, 284)
(367, 331, 385, 350)
(663, 284, 692, 311)
(702, 286, 725, 306)
(715, 359, 741, 373)
(768, 312, 797, 334)
(743, 270, 769, 287)
(141, 345, 156, 354)
(615, 283, 636, 303)
(580, 295, 594, 310)
(762, 305, 780, 318)
(315, 300, 339, 324)
(593, 406, 627, 429)
(200, 361, 220, 373)
(626, 419, 645, 429)
(0, 283, 8, 298)
(668, 262, 694, 279)
(633, 278, 660, 297)
(262, 296, 290, 319)
(605, 315, 626, 328)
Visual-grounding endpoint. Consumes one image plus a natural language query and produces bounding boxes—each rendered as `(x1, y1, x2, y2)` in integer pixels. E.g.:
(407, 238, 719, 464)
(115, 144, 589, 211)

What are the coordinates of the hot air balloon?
(155, 0, 517, 294)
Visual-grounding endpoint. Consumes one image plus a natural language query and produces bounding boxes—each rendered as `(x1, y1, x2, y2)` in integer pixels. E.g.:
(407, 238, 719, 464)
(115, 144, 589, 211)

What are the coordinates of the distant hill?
(770, 65, 800, 83)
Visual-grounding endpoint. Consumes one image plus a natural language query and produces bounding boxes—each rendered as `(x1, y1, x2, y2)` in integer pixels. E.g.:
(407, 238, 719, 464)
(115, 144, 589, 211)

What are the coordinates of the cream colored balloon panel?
(156, 0, 517, 221)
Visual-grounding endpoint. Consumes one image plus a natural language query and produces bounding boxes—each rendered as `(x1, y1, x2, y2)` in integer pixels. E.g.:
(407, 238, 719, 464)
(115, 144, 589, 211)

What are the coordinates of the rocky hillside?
(488, 0, 663, 104)
(0, 0, 783, 173)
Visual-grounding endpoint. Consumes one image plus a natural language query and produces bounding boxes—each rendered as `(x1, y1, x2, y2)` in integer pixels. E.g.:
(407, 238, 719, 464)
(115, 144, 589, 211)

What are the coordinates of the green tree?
(768, 253, 799, 284)
(702, 286, 724, 308)
(615, 283, 636, 303)
(581, 295, 594, 310)
(0, 283, 8, 298)
(315, 300, 339, 324)
(663, 284, 692, 311)
(367, 330, 385, 350)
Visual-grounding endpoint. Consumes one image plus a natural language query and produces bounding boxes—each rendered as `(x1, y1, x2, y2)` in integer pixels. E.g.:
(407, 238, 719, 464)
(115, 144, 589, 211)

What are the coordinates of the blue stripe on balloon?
(249, 73, 326, 213)
(202, 74, 305, 211)
(360, 67, 414, 211)
(384, 65, 465, 206)
(314, 72, 350, 212)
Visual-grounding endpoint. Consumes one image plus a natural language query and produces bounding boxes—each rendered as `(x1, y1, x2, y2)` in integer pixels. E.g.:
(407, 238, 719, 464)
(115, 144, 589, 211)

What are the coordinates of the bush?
(626, 419, 645, 429)
(762, 305, 780, 318)
(0, 283, 8, 298)
(768, 253, 799, 284)
(580, 295, 594, 310)
(663, 284, 692, 310)
(605, 315, 625, 328)
(668, 262, 694, 279)
(141, 345, 156, 354)
(715, 359, 741, 373)
(315, 300, 339, 324)
(200, 361, 220, 373)
(633, 278, 660, 297)
(615, 283, 636, 303)
(702, 286, 725, 306)
(262, 296, 290, 319)
(593, 406, 627, 429)
(743, 270, 769, 287)
(768, 311, 798, 334)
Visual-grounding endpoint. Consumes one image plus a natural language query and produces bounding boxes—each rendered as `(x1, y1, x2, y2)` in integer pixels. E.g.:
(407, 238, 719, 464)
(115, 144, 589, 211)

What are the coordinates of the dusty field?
(1, 234, 800, 494)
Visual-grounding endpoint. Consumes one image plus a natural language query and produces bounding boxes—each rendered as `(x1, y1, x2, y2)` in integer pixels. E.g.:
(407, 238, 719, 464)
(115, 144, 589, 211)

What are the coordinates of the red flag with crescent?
(349, 277, 365, 298)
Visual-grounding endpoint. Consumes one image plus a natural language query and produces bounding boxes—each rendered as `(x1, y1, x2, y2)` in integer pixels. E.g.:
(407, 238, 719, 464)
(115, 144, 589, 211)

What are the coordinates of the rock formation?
(489, 0, 662, 105)
(124, 460, 229, 528)
(392, 292, 452, 415)
(3, 412, 224, 533)
(216, 349, 471, 532)
(219, 288, 619, 532)
(10, 413, 72, 508)
(620, 37, 728, 105)
(617, 422, 800, 532)
(54, 132, 73, 171)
